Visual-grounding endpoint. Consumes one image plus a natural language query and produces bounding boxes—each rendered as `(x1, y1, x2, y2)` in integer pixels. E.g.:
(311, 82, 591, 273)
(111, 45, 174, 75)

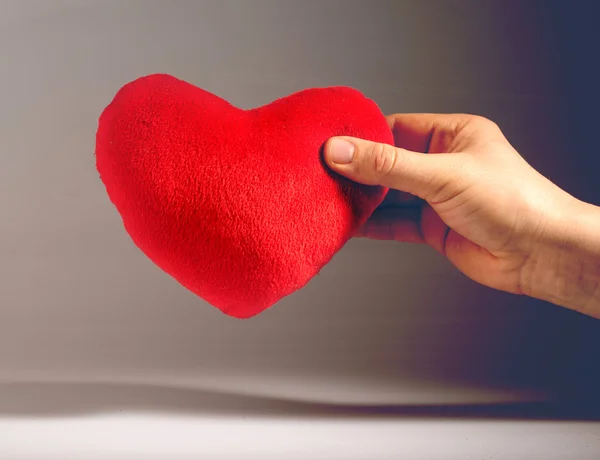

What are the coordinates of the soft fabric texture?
(96, 74, 393, 318)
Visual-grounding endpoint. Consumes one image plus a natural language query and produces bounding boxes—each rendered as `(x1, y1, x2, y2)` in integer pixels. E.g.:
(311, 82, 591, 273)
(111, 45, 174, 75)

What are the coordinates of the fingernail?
(329, 138, 355, 164)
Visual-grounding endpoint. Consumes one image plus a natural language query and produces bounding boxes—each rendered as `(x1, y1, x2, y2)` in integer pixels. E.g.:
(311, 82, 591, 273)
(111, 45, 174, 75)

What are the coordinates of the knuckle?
(466, 114, 500, 132)
(369, 142, 398, 176)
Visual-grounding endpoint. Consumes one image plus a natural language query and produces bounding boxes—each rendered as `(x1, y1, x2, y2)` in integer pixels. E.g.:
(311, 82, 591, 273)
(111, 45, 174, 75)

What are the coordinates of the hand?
(324, 114, 600, 318)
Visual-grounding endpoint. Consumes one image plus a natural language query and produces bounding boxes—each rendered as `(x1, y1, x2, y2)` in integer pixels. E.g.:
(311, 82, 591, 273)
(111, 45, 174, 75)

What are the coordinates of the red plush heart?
(96, 74, 392, 318)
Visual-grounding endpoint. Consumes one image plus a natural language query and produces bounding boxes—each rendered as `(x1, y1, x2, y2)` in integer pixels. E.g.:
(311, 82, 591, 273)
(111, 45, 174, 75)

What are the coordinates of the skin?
(324, 113, 600, 320)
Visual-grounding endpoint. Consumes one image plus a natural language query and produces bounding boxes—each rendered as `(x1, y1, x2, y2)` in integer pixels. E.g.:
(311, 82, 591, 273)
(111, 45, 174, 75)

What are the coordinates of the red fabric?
(96, 74, 392, 318)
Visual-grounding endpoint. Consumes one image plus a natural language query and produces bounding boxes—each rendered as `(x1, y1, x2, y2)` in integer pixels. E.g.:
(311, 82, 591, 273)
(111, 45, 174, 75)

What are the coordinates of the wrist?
(524, 198, 600, 318)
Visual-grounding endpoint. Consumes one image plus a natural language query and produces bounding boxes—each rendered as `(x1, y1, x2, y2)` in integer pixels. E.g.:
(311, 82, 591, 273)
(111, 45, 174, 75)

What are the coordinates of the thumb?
(324, 136, 466, 202)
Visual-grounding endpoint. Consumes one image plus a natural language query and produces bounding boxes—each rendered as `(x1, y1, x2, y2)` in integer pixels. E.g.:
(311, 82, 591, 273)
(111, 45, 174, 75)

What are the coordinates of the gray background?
(1, 0, 599, 444)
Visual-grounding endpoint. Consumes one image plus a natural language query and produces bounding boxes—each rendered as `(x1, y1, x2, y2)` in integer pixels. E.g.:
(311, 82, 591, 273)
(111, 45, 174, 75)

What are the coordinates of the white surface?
(2, 414, 600, 460)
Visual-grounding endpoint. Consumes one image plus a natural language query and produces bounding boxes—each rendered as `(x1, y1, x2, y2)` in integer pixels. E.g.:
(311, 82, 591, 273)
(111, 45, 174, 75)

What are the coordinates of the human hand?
(324, 114, 600, 317)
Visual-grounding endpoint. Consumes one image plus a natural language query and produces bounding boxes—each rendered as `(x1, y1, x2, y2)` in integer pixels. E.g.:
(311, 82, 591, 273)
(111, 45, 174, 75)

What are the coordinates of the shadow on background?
(1, 382, 599, 421)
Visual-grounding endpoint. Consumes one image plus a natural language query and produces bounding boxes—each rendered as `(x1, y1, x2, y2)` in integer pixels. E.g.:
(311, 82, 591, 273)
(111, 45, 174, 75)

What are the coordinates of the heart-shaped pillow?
(96, 74, 392, 318)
